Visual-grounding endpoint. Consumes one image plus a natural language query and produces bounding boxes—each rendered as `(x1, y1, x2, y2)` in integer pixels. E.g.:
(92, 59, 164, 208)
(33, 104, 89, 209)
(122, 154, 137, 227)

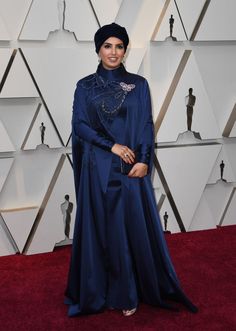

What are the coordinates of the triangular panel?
(27, 157, 75, 254)
(0, 121, 15, 152)
(0, 15, 10, 40)
(0, 158, 14, 193)
(195, 0, 236, 41)
(0, 98, 41, 150)
(19, 0, 60, 40)
(175, 0, 206, 39)
(194, 45, 236, 133)
(158, 144, 221, 229)
(91, 0, 122, 27)
(0, 149, 62, 211)
(22, 47, 97, 143)
(153, 0, 186, 41)
(157, 52, 221, 142)
(0, 214, 16, 257)
(207, 145, 235, 184)
(64, 0, 99, 41)
(0, 50, 39, 98)
(116, 0, 164, 47)
(0, 0, 32, 40)
(2, 208, 38, 253)
(189, 194, 216, 231)
(146, 44, 185, 120)
(204, 182, 234, 226)
(221, 189, 236, 226)
(0, 49, 12, 82)
(23, 104, 62, 150)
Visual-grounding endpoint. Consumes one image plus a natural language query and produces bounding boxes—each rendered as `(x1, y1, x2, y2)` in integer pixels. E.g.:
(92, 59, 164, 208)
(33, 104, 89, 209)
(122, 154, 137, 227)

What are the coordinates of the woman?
(65, 23, 197, 317)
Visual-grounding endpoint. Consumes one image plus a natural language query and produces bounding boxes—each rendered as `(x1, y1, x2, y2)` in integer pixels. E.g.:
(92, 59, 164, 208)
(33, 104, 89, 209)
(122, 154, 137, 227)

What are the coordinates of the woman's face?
(99, 37, 125, 70)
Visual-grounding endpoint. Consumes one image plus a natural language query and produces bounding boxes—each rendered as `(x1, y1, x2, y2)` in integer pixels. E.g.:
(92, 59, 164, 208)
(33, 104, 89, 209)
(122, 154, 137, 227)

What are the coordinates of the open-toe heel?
(122, 308, 137, 316)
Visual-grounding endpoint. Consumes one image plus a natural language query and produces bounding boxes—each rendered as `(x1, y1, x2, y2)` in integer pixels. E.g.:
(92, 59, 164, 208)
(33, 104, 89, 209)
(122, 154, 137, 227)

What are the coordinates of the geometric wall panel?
(152, 0, 186, 41)
(204, 182, 235, 227)
(1, 207, 38, 253)
(0, 149, 62, 210)
(159, 197, 181, 234)
(188, 194, 217, 232)
(26, 157, 75, 255)
(195, 0, 236, 41)
(91, 0, 122, 27)
(0, 0, 236, 256)
(230, 121, 236, 138)
(175, 0, 205, 40)
(224, 104, 236, 138)
(0, 15, 10, 40)
(146, 44, 186, 120)
(0, 49, 12, 83)
(19, 0, 60, 40)
(22, 47, 97, 144)
(64, 0, 99, 41)
(221, 189, 236, 226)
(0, 50, 39, 98)
(0, 0, 32, 40)
(116, 0, 164, 47)
(0, 121, 15, 152)
(157, 52, 221, 142)
(194, 45, 236, 133)
(127, 47, 148, 74)
(23, 104, 62, 150)
(0, 214, 16, 256)
(158, 144, 221, 230)
(207, 145, 236, 184)
(0, 158, 14, 193)
(224, 143, 236, 181)
(0, 98, 41, 150)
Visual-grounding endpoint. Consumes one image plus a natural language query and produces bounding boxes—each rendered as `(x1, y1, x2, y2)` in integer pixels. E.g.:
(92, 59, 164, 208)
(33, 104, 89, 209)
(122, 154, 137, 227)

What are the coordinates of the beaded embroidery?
(101, 81, 136, 115)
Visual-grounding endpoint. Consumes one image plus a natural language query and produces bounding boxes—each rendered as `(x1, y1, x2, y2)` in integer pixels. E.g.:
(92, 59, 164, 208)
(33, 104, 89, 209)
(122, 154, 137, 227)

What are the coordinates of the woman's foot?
(122, 308, 137, 316)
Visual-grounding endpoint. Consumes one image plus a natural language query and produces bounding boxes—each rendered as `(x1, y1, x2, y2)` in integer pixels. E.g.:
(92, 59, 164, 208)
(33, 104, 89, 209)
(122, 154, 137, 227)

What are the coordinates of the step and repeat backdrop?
(0, 0, 236, 256)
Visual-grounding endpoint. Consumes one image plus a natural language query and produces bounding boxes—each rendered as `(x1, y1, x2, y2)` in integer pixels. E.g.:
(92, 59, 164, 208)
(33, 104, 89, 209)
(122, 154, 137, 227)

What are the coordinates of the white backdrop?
(0, 0, 236, 256)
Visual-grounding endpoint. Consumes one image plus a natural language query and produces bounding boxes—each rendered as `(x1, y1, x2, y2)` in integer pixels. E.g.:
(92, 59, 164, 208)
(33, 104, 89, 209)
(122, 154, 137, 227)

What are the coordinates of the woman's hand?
(111, 143, 135, 164)
(128, 163, 148, 178)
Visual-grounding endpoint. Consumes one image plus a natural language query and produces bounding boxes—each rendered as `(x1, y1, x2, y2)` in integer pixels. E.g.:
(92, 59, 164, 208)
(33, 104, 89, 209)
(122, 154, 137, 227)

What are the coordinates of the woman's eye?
(104, 44, 111, 49)
(117, 45, 124, 49)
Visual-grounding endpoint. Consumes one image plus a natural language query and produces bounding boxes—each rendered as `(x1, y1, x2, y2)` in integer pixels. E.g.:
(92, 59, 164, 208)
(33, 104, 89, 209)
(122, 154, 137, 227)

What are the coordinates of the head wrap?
(94, 23, 129, 54)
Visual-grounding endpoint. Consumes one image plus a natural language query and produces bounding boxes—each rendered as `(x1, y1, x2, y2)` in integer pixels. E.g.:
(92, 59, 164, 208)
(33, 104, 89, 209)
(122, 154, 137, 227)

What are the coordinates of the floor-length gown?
(64, 63, 198, 316)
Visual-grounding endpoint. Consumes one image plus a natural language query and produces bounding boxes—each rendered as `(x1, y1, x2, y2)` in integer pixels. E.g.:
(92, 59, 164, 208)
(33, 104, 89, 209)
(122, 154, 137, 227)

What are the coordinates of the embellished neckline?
(96, 63, 127, 82)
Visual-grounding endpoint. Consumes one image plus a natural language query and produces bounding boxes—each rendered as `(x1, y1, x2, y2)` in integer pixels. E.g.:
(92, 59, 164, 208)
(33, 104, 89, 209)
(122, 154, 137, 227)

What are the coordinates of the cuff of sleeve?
(137, 144, 152, 164)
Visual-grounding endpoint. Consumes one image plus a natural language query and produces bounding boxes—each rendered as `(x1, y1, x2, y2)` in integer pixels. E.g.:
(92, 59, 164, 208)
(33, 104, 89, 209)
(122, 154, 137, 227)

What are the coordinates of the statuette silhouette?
(163, 211, 171, 234)
(40, 122, 46, 144)
(220, 160, 227, 182)
(61, 194, 73, 239)
(165, 14, 177, 41)
(163, 211, 168, 231)
(185, 88, 196, 131)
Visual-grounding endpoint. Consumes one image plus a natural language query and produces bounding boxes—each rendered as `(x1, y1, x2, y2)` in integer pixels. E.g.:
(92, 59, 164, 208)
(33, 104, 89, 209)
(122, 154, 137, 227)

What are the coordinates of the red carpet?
(0, 225, 235, 331)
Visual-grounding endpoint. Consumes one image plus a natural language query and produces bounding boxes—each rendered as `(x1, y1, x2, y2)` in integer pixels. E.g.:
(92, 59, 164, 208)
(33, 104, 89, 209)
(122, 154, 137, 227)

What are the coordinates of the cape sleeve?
(137, 79, 154, 171)
(72, 82, 115, 151)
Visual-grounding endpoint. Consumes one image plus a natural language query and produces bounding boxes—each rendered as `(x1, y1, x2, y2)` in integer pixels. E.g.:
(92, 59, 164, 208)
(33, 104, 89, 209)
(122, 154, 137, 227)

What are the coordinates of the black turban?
(94, 23, 129, 54)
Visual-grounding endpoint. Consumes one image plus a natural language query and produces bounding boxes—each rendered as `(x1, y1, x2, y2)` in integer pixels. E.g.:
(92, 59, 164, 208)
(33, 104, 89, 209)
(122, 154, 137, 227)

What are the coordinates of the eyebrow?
(103, 42, 124, 46)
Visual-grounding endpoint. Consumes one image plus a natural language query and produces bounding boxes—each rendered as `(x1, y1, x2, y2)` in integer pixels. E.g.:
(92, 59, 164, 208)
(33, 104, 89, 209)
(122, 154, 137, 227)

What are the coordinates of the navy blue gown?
(65, 63, 197, 316)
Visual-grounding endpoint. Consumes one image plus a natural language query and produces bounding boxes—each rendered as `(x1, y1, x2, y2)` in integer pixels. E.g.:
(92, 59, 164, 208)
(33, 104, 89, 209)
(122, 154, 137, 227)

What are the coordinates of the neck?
(96, 62, 126, 81)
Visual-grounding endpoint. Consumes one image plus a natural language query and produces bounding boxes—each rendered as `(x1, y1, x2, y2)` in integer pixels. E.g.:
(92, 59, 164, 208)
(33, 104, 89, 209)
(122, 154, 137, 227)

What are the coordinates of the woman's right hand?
(111, 144, 135, 164)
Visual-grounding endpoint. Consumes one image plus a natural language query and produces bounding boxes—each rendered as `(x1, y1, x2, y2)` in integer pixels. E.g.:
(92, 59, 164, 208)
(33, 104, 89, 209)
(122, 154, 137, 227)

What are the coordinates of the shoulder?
(76, 73, 97, 89)
(125, 71, 149, 87)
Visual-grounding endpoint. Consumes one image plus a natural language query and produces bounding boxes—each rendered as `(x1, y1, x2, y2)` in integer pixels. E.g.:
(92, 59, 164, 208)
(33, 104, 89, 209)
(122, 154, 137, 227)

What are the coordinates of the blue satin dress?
(64, 63, 197, 316)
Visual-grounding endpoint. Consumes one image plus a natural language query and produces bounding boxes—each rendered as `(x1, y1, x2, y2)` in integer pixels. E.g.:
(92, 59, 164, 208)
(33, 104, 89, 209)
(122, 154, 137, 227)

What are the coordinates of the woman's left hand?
(128, 163, 148, 178)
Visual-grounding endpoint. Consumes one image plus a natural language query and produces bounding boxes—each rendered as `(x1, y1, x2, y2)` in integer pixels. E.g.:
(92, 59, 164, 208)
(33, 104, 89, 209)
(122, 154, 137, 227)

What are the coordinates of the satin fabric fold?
(65, 64, 198, 316)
